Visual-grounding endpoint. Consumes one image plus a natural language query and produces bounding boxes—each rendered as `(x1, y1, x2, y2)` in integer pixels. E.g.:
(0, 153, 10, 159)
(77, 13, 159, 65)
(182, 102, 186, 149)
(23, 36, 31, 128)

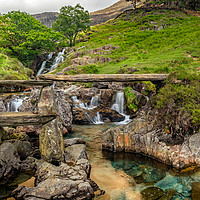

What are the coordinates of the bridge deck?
(0, 112, 56, 126)
(38, 74, 168, 82)
(0, 80, 53, 87)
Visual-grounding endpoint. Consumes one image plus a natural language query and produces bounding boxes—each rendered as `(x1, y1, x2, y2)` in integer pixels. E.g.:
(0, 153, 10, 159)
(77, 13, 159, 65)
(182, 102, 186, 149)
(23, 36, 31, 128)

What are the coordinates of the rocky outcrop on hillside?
(32, 12, 59, 28)
(145, 0, 200, 11)
(102, 110, 200, 169)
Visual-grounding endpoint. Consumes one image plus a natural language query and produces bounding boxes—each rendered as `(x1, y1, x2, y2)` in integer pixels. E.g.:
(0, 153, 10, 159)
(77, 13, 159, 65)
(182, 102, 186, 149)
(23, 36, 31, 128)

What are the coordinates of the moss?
(124, 87, 138, 113)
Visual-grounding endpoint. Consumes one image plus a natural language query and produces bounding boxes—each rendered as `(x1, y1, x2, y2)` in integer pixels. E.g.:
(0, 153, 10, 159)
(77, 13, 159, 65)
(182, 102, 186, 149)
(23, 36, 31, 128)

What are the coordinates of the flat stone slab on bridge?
(0, 112, 56, 126)
(0, 80, 53, 87)
(38, 74, 168, 82)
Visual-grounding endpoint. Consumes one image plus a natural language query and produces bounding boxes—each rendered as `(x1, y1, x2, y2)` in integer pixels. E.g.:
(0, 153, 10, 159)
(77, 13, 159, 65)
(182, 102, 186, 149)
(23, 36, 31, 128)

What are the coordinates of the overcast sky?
(0, 0, 119, 14)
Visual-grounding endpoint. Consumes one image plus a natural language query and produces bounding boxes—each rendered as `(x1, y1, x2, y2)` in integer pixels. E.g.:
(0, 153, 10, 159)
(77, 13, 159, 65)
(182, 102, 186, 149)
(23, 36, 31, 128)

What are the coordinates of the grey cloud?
(0, 0, 118, 14)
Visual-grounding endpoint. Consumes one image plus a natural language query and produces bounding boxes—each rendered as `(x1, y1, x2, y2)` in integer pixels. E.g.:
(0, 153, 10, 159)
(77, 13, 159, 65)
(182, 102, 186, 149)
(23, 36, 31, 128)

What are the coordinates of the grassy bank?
(0, 53, 33, 80)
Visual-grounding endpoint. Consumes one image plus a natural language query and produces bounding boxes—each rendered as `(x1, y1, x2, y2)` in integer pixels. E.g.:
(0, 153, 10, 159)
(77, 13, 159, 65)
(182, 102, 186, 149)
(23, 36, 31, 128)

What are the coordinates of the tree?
(53, 4, 90, 47)
(0, 11, 63, 66)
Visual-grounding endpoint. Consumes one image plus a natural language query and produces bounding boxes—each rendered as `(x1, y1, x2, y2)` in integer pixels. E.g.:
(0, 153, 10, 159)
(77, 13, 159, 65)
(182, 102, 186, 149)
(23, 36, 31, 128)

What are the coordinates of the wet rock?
(54, 89, 73, 134)
(20, 156, 39, 171)
(191, 182, 200, 200)
(159, 189, 176, 200)
(14, 141, 32, 160)
(0, 98, 6, 112)
(12, 160, 95, 200)
(65, 144, 88, 164)
(141, 187, 164, 200)
(39, 118, 64, 164)
(18, 89, 40, 113)
(38, 86, 56, 116)
(0, 142, 20, 183)
(102, 112, 200, 168)
(64, 138, 85, 147)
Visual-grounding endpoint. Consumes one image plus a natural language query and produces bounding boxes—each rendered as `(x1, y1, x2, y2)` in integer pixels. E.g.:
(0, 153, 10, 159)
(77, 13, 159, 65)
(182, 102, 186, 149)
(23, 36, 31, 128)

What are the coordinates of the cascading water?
(49, 48, 66, 72)
(36, 52, 55, 76)
(6, 96, 24, 112)
(72, 95, 104, 124)
(91, 112, 104, 125)
(112, 91, 132, 125)
(36, 61, 46, 77)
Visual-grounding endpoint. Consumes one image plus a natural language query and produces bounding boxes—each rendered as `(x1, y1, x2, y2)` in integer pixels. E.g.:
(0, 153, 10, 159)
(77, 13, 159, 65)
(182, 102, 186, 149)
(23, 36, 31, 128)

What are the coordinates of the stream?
(67, 124, 200, 200)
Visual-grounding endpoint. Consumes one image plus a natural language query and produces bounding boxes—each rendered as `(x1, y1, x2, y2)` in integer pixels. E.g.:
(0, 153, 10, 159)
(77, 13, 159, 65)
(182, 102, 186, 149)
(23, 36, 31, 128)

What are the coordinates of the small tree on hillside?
(53, 4, 90, 47)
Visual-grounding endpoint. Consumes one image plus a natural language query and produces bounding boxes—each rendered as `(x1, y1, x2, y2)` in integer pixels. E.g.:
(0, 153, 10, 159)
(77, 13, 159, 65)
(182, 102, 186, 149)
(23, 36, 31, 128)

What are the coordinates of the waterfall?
(112, 91, 131, 125)
(36, 61, 47, 76)
(92, 112, 104, 125)
(49, 48, 66, 72)
(72, 96, 104, 125)
(11, 98, 23, 112)
(111, 92, 124, 114)
(72, 96, 89, 110)
(36, 52, 55, 76)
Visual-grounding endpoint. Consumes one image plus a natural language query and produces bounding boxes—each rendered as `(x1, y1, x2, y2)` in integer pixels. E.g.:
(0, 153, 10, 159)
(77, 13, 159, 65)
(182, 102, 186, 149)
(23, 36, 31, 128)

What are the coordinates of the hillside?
(32, 12, 59, 28)
(32, 0, 133, 27)
(52, 8, 200, 133)
(0, 54, 33, 80)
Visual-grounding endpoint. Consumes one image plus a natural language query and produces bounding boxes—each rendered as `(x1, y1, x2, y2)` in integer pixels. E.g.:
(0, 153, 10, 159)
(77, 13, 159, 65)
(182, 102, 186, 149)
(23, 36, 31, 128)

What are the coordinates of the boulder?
(0, 142, 20, 183)
(18, 89, 40, 113)
(39, 118, 64, 164)
(12, 160, 95, 200)
(0, 98, 6, 112)
(64, 138, 85, 147)
(14, 141, 32, 160)
(141, 187, 164, 200)
(65, 144, 88, 164)
(38, 86, 56, 116)
(54, 89, 73, 134)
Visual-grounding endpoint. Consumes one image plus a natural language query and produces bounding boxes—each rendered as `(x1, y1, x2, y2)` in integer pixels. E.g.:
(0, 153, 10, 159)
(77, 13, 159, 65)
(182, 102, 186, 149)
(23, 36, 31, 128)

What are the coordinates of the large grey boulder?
(54, 89, 73, 134)
(0, 142, 20, 183)
(39, 119, 64, 164)
(38, 86, 56, 116)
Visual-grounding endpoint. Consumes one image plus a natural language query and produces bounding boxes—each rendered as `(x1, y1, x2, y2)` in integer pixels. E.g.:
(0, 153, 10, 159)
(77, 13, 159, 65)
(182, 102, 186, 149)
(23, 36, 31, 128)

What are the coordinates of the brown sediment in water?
(91, 162, 142, 200)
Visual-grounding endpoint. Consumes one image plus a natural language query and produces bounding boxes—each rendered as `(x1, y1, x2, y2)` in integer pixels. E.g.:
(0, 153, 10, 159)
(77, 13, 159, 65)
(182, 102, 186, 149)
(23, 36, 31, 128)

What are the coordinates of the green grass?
(0, 53, 33, 80)
(66, 10, 199, 78)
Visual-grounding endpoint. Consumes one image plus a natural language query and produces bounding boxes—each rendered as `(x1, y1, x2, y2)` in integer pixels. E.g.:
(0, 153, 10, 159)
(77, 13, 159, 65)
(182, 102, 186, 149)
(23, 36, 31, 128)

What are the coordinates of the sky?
(0, 0, 119, 14)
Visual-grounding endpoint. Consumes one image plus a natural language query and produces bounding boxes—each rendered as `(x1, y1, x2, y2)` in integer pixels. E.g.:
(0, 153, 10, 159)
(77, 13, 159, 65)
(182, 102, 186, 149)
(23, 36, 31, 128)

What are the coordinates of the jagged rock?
(54, 89, 73, 134)
(18, 89, 40, 113)
(141, 187, 164, 200)
(12, 157, 94, 200)
(102, 112, 200, 168)
(39, 118, 64, 164)
(64, 138, 85, 147)
(38, 86, 56, 116)
(20, 156, 39, 171)
(0, 142, 20, 183)
(13, 141, 32, 160)
(0, 98, 6, 112)
(65, 144, 88, 164)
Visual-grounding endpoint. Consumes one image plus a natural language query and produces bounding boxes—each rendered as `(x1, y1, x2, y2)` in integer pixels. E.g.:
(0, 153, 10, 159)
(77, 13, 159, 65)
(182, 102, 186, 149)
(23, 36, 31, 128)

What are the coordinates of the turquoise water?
(67, 124, 200, 200)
